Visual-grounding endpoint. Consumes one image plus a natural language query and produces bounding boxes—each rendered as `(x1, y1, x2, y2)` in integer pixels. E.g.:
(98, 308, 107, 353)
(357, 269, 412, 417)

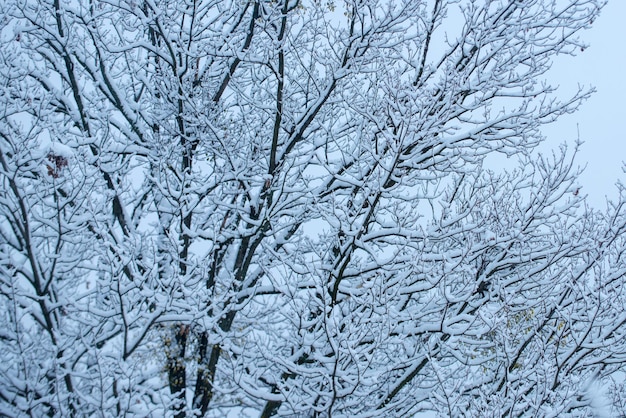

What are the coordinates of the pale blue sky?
(541, 0, 626, 207)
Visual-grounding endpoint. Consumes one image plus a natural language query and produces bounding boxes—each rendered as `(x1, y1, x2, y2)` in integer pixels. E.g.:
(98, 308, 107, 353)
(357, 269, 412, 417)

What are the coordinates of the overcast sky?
(539, 0, 626, 208)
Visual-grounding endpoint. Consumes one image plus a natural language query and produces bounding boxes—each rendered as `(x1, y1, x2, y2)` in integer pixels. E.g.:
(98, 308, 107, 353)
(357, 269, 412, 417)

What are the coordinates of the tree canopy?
(2, 0, 625, 416)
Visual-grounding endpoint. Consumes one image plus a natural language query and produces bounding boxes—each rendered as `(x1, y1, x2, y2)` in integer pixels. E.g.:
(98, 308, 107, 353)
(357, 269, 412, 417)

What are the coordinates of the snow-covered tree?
(1, 0, 625, 416)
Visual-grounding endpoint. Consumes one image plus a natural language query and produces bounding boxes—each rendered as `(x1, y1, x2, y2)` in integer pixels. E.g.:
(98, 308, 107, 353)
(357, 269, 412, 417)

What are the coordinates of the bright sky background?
(540, 0, 626, 208)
